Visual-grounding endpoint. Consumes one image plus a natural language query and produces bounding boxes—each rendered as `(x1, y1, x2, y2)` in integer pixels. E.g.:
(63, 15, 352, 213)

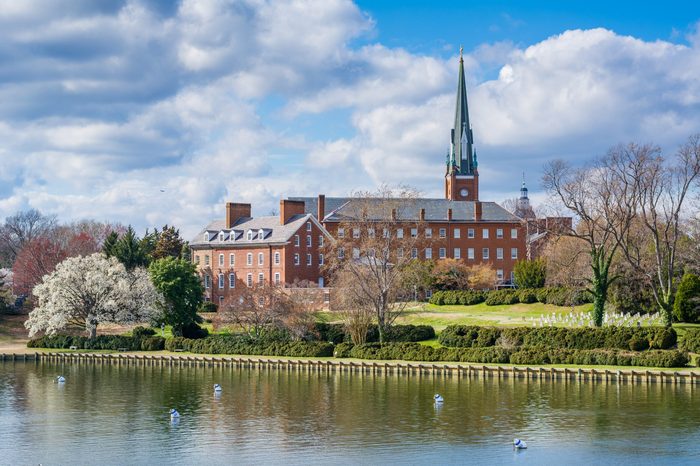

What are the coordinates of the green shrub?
(164, 335, 334, 357)
(313, 323, 346, 344)
(312, 323, 435, 343)
(429, 290, 486, 306)
(485, 290, 519, 306)
(132, 326, 156, 338)
(628, 336, 649, 351)
(680, 329, 700, 353)
(334, 342, 355, 358)
(513, 258, 547, 289)
(181, 323, 209, 339)
(198, 301, 218, 313)
(140, 336, 165, 351)
(674, 273, 700, 323)
(518, 289, 538, 304)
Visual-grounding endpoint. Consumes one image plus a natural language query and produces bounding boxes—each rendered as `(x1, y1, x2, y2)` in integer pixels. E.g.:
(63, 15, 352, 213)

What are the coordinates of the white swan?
(214, 384, 222, 392)
(56, 376, 66, 383)
(169, 409, 180, 419)
(434, 394, 444, 403)
(513, 438, 527, 449)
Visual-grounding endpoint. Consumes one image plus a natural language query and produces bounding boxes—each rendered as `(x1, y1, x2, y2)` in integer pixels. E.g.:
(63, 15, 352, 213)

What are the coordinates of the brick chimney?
(474, 201, 482, 221)
(391, 208, 397, 221)
(447, 208, 452, 221)
(226, 202, 251, 228)
(280, 199, 306, 225)
(317, 194, 325, 220)
(419, 208, 425, 221)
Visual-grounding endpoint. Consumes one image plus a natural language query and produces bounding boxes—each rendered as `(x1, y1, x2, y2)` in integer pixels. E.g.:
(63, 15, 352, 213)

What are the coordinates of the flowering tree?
(25, 253, 161, 338)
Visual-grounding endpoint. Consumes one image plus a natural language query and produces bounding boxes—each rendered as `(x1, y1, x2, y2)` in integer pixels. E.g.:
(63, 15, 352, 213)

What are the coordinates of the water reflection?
(0, 361, 698, 465)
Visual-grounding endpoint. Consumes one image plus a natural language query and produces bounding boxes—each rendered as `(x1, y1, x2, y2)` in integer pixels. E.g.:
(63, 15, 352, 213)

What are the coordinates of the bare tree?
(0, 209, 57, 267)
(542, 149, 638, 326)
(612, 137, 700, 326)
(322, 186, 425, 343)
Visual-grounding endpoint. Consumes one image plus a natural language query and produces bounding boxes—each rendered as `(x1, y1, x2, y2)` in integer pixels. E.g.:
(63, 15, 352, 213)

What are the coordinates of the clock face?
(460, 188, 469, 197)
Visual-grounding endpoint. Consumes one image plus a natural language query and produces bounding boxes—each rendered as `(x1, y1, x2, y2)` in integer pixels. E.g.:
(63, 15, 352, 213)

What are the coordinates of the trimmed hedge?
(313, 323, 435, 343)
(680, 329, 700, 353)
(342, 342, 688, 367)
(485, 290, 520, 305)
(164, 335, 334, 357)
(429, 290, 486, 306)
(438, 325, 677, 351)
(430, 287, 592, 307)
(27, 334, 165, 351)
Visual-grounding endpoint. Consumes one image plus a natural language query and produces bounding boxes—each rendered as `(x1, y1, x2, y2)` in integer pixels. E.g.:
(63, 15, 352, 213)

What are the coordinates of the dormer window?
(203, 232, 209, 241)
(219, 232, 224, 241)
(247, 231, 253, 241)
(258, 230, 264, 240)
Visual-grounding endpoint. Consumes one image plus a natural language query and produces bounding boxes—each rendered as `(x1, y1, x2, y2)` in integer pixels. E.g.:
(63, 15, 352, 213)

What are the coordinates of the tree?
(25, 254, 160, 338)
(543, 147, 638, 326)
(12, 237, 67, 297)
(432, 259, 470, 290)
(513, 258, 547, 289)
(0, 208, 57, 267)
(0, 270, 13, 313)
(400, 259, 435, 298)
(110, 226, 149, 270)
(150, 225, 186, 261)
(148, 257, 203, 336)
(322, 187, 426, 343)
(612, 137, 700, 326)
(102, 231, 119, 256)
(673, 272, 700, 323)
(217, 284, 291, 340)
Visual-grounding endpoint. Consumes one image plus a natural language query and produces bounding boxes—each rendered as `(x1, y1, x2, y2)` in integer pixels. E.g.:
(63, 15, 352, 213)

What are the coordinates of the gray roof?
(288, 197, 521, 223)
(190, 214, 315, 247)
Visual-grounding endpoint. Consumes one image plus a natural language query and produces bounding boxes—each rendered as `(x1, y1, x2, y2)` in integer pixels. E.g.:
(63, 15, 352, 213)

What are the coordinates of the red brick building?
(191, 48, 526, 301)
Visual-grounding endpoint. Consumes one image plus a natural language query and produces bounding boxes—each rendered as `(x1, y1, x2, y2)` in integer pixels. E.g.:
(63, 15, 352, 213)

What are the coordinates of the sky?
(1, 0, 700, 238)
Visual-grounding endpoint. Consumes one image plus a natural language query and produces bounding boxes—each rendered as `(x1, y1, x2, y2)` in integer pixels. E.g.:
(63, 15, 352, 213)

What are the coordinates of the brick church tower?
(445, 47, 479, 201)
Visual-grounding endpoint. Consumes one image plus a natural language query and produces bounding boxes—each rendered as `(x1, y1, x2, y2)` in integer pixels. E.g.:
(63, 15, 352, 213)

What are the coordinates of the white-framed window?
(218, 273, 224, 289)
(247, 231, 253, 241)
(258, 273, 264, 285)
(425, 248, 432, 259)
(482, 248, 490, 260)
(468, 228, 475, 239)
(294, 253, 300, 265)
(294, 235, 300, 247)
(467, 248, 475, 260)
(306, 221, 312, 231)
(353, 228, 360, 239)
(397, 248, 404, 258)
(338, 227, 345, 238)
(410, 228, 418, 238)
(258, 296, 264, 305)
(383, 228, 389, 238)
(246, 273, 253, 287)
(482, 228, 489, 239)
(204, 274, 211, 288)
(229, 253, 235, 266)
(218, 254, 224, 266)
(258, 252, 264, 265)
(439, 228, 446, 238)
(319, 236, 324, 247)
(319, 254, 324, 265)
(454, 228, 460, 239)
(274, 272, 280, 285)
(204, 255, 210, 266)
(306, 235, 312, 247)
(367, 248, 375, 258)
(219, 232, 224, 241)
(258, 230, 264, 240)
(496, 228, 503, 239)
(306, 253, 312, 266)
(203, 233, 209, 242)
(352, 248, 360, 259)
(368, 228, 375, 238)
(219, 295, 224, 306)
(454, 248, 461, 259)
(247, 253, 253, 266)
(229, 273, 235, 288)
(195, 255, 200, 264)
(397, 228, 404, 239)
(425, 228, 432, 238)
(497, 269, 504, 280)
(511, 228, 518, 239)
(338, 248, 345, 259)
(274, 252, 280, 265)
(439, 248, 446, 259)
(497, 248, 504, 260)
(411, 248, 418, 259)
(511, 248, 518, 260)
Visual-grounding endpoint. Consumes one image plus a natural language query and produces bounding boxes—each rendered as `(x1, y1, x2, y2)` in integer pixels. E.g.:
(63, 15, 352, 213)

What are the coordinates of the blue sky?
(1, 0, 699, 237)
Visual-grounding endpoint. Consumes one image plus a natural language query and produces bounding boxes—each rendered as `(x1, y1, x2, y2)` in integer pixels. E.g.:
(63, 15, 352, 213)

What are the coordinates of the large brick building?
(191, 48, 525, 302)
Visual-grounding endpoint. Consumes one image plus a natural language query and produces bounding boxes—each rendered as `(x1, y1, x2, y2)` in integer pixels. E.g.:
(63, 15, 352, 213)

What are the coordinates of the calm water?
(0, 362, 699, 465)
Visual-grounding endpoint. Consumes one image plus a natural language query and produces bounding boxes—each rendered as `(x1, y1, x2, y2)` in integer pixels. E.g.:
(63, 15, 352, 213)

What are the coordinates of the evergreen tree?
(148, 257, 204, 335)
(673, 272, 700, 323)
(112, 226, 149, 270)
(151, 225, 185, 261)
(513, 258, 547, 289)
(102, 231, 119, 257)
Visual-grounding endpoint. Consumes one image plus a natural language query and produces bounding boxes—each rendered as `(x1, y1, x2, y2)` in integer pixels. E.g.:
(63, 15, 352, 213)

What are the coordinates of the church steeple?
(445, 46, 479, 202)
(450, 46, 474, 175)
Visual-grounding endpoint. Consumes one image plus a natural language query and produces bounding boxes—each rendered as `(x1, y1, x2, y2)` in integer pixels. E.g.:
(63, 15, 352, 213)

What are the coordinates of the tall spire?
(451, 46, 474, 175)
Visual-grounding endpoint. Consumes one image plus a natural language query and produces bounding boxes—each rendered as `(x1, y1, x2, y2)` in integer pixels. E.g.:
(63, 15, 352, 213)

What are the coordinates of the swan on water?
(214, 384, 222, 392)
(170, 409, 180, 419)
(434, 394, 444, 403)
(513, 438, 527, 449)
(56, 376, 66, 383)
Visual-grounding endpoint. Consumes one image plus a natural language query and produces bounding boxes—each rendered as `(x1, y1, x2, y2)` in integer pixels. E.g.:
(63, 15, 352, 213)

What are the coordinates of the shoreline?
(3, 350, 700, 384)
